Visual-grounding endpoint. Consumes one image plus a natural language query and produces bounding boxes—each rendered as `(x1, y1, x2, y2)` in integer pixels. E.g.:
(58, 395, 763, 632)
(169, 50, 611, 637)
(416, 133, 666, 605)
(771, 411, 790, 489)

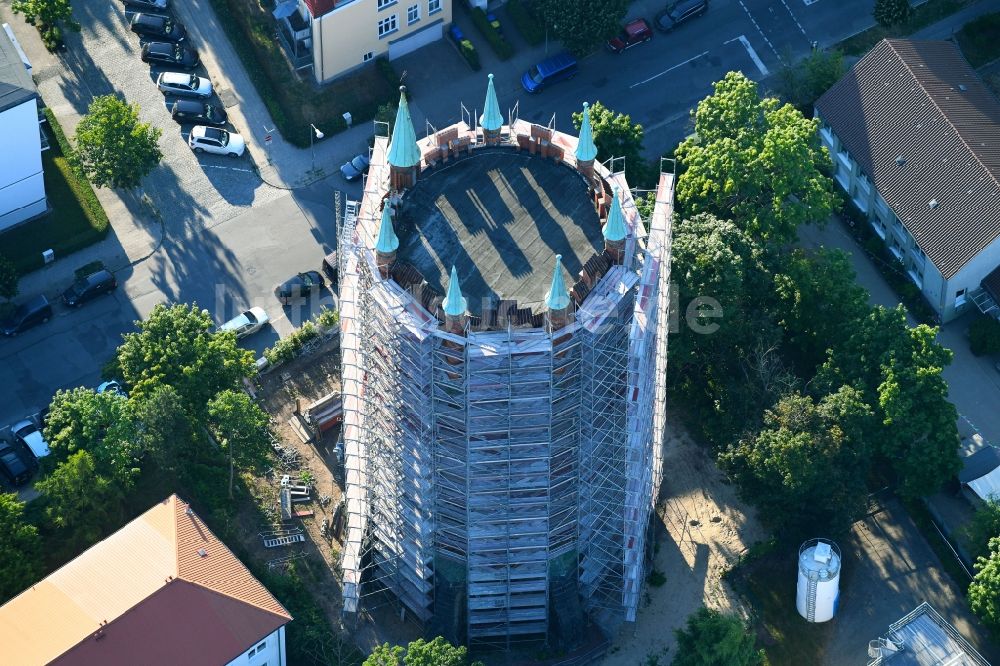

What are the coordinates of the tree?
(572, 101, 651, 186)
(676, 72, 837, 243)
(43, 388, 139, 487)
(535, 0, 628, 56)
(772, 49, 845, 116)
(207, 390, 272, 499)
(116, 303, 255, 415)
(12, 0, 79, 46)
(363, 637, 479, 666)
(74, 95, 163, 189)
(35, 451, 123, 551)
(0, 254, 17, 302)
(133, 385, 197, 476)
(874, 0, 912, 28)
(364, 643, 404, 666)
(969, 537, 1000, 634)
(720, 387, 873, 536)
(969, 316, 1000, 356)
(672, 607, 764, 666)
(0, 493, 42, 604)
(964, 501, 1000, 562)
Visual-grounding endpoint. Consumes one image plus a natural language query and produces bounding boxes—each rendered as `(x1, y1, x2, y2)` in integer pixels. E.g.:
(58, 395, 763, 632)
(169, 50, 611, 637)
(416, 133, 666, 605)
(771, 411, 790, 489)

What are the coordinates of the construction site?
(336, 74, 674, 653)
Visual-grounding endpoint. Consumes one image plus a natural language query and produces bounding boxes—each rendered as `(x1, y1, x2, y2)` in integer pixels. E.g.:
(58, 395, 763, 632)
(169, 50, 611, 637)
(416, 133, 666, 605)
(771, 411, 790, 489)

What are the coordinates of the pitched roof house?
(0, 495, 292, 666)
(815, 39, 1000, 323)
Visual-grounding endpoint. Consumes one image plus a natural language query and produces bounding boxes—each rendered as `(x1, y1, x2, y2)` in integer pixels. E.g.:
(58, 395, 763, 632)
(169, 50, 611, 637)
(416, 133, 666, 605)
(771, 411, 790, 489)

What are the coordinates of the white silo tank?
(796, 538, 841, 622)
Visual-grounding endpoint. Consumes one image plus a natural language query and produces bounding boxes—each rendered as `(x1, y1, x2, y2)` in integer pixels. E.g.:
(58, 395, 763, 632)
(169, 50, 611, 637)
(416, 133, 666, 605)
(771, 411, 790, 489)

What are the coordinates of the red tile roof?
(303, 0, 336, 18)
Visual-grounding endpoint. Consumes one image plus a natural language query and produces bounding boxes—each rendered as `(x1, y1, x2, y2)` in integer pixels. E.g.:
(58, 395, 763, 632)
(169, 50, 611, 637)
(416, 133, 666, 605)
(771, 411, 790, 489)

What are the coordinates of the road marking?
(736, 1, 782, 61)
(801, 0, 819, 6)
(200, 164, 254, 172)
(778, 0, 810, 37)
(630, 51, 710, 89)
(726, 35, 770, 77)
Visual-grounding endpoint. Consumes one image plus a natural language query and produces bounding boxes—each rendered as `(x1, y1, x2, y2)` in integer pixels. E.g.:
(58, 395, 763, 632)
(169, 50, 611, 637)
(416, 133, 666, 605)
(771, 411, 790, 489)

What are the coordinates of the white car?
(219, 307, 269, 338)
(156, 72, 212, 98)
(188, 126, 246, 158)
(12, 419, 50, 461)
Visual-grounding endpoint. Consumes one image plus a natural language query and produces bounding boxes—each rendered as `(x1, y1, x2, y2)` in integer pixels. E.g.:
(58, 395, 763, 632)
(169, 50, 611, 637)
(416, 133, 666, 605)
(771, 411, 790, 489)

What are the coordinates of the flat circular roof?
(396, 150, 603, 314)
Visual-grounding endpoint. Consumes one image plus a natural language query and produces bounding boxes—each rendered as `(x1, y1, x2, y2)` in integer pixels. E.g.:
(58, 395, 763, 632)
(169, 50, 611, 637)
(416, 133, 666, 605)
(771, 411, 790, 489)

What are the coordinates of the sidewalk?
(911, 0, 1000, 39)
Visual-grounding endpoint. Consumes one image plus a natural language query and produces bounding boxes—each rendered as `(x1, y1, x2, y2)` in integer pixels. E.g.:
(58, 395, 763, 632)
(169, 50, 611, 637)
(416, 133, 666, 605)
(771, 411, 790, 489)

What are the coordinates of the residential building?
(273, 0, 451, 83)
(0, 495, 292, 666)
(338, 79, 672, 650)
(815, 39, 1000, 323)
(0, 23, 47, 233)
(868, 602, 992, 665)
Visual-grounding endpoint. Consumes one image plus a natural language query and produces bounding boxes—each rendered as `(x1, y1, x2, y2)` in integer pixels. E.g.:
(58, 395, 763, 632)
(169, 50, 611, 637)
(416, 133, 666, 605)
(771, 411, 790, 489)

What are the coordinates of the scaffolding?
(339, 126, 674, 647)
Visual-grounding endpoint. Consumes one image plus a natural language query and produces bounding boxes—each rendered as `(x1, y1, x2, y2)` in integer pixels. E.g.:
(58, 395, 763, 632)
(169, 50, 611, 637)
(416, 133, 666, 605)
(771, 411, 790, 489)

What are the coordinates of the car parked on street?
(339, 153, 370, 181)
(521, 52, 578, 93)
(130, 13, 186, 42)
(170, 99, 227, 126)
(655, 0, 708, 31)
(12, 420, 50, 461)
(0, 443, 32, 486)
(141, 41, 199, 69)
(607, 19, 654, 53)
(188, 126, 245, 157)
(121, 0, 168, 10)
(62, 269, 117, 307)
(1, 295, 52, 336)
(157, 72, 212, 98)
(275, 271, 324, 305)
(219, 307, 269, 339)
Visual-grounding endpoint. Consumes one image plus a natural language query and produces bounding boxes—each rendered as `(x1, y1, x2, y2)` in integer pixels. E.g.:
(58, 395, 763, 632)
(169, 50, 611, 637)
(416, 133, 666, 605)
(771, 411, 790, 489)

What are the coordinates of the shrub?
(970, 316, 1000, 356)
(376, 56, 401, 88)
(471, 7, 514, 59)
(507, 0, 545, 45)
(459, 39, 482, 71)
(263, 307, 338, 366)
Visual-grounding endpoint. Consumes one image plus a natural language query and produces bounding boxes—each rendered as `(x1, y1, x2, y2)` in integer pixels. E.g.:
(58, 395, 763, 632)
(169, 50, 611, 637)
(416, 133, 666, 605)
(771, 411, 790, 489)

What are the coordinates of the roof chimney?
(929, 199, 939, 209)
(198, 548, 208, 558)
(896, 155, 906, 166)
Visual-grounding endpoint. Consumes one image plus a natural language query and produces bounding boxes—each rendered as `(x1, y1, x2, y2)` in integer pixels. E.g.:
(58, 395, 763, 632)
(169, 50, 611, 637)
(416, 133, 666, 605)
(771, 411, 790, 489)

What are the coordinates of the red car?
(607, 18, 654, 53)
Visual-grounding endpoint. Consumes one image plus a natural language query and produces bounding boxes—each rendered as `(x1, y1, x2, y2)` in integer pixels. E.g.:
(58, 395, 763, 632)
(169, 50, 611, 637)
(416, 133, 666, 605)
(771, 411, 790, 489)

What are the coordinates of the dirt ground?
(605, 422, 766, 665)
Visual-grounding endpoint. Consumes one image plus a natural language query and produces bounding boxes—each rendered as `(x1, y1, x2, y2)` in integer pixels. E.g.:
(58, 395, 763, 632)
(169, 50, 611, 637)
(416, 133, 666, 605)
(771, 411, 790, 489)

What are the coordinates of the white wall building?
(0, 24, 46, 232)
(815, 39, 1000, 323)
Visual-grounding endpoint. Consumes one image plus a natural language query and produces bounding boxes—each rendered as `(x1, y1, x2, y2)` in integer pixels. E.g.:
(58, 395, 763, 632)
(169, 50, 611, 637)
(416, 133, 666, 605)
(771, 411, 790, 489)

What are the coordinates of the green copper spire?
(603, 188, 627, 243)
(375, 204, 399, 254)
(575, 102, 598, 163)
(479, 73, 503, 132)
(546, 255, 570, 311)
(443, 266, 467, 317)
(387, 87, 421, 169)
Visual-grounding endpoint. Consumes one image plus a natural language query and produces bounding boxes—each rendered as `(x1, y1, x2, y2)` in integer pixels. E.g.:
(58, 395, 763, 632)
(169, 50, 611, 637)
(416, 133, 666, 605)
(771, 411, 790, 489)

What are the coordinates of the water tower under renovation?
(797, 538, 842, 623)
(337, 77, 674, 649)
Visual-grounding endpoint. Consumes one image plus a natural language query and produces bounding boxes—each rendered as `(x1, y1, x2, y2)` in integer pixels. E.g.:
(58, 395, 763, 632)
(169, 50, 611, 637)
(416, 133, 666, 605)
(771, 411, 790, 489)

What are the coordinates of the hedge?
(263, 307, 339, 365)
(507, 0, 545, 46)
(459, 39, 482, 71)
(471, 7, 514, 60)
(969, 316, 1000, 356)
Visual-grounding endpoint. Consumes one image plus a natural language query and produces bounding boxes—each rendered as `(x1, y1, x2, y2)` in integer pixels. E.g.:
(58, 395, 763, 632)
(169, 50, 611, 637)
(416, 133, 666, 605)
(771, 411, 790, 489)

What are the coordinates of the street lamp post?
(310, 123, 325, 171)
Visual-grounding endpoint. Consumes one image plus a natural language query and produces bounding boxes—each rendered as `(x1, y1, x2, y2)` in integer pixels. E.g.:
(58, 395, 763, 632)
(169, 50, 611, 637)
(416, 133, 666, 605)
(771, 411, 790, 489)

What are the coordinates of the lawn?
(0, 111, 109, 275)
(839, 0, 974, 56)
(956, 12, 1000, 67)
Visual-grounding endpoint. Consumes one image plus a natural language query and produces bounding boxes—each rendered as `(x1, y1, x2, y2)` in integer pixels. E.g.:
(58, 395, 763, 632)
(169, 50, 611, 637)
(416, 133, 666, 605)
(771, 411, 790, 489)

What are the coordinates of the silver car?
(218, 307, 269, 338)
(188, 126, 246, 157)
(156, 72, 212, 98)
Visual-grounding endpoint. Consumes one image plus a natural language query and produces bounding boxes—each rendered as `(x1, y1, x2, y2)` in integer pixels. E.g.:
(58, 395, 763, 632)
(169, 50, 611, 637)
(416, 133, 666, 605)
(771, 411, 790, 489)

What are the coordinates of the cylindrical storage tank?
(796, 538, 841, 623)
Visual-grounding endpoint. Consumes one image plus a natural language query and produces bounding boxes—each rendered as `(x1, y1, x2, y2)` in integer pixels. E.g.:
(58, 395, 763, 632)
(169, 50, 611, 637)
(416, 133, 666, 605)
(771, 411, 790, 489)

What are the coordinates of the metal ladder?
(806, 574, 818, 621)
(263, 534, 306, 548)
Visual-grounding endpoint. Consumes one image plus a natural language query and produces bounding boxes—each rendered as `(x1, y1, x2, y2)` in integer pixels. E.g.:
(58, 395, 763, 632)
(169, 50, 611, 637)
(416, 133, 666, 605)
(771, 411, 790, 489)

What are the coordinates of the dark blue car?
(521, 52, 578, 93)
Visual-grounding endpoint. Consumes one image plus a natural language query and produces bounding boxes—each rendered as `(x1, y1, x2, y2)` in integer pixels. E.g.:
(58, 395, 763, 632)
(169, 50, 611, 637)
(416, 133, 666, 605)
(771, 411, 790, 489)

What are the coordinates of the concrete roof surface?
(0, 26, 37, 114)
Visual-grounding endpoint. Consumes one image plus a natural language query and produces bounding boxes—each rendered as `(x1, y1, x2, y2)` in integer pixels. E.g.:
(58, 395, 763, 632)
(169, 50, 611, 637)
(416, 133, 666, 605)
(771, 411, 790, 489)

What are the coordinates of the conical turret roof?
(479, 73, 503, 132)
(603, 188, 627, 243)
(546, 255, 570, 311)
(375, 204, 399, 254)
(387, 87, 421, 169)
(443, 266, 467, 317)
(575, 102, 598, 163)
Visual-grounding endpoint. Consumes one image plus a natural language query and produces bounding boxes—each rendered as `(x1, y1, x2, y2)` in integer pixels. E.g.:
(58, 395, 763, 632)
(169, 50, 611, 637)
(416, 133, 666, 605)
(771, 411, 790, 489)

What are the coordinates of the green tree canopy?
(672, 607, 764, 666)
(74, 95, 163, 189)
(873, 0, 912, 28)
(116, 303, 255, 415)
(0, 254, 17, 301)
(720, 387, 873, 536)
(535, 0, 628, 56)
(133, 384, 198, 476)
(0, 493, 42, 604)
(572, 100, 651, 186)
(964, 500, 1000, 562)
(676, 71, 836, 243)
(772, 48, 845, 116)
(35, 450, 124, 551)
(363, 636, 479, 666)
(43, 388, 139, 487)
(207, 389, 273, 498)
(969, 536, 1000, 634)
(12, 0, 79, 32)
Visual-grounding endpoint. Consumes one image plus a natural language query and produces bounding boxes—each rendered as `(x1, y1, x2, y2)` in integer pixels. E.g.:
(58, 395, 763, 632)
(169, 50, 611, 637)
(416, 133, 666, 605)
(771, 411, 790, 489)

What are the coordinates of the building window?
(956, 288, 968, 308)
(378, 14, 398, 37)
(363, 51, 374, 62)
(407, 3, 419, 23)
(428, 0, 441, 14)
(377, 0, 395, 9)
(257, 641, 266, 651)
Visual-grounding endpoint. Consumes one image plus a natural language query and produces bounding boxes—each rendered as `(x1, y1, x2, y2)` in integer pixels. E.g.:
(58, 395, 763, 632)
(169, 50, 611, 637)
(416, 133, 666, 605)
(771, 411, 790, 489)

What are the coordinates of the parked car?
(655, 0, 708, 32)
(1, 295, 52, 336)
(275, 271, 324, 305)
(97, 380, 127, 397)
(62, 269, 117, 307)
(219, 307, 269, 339)
(339, 154, 370, 181)
(141, 41, 199, 69)
(188, 126, 245, 157)
(121, 0, 168, 9)
(157, 71, 212, 98)
(12, 420, 50, 461)
(0, 443, 32, 486)
(607, 18, 654, 52)
(130, 13, 186, 42)
(170, 99, 227, 126)
(521, 52, 578, 93)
